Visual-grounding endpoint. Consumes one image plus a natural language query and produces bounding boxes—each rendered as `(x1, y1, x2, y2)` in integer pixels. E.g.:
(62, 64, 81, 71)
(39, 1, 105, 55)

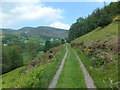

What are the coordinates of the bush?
(44, 41, 52, 52)
(51, 40, 61, 48)
(2, 45, 23, 74)
(61, 39, 65, 44)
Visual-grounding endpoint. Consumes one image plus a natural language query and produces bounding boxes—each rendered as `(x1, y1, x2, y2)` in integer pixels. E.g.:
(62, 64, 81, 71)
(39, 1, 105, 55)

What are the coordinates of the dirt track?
(73, 49, 96, 88)
(48, 45, 68, 88)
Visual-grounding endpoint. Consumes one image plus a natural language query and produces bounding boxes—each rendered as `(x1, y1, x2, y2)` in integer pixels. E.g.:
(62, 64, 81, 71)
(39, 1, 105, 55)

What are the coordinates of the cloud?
(50, 21, 70, 30)
(0, 1, 63, 27)
(10, 4, 63, 20)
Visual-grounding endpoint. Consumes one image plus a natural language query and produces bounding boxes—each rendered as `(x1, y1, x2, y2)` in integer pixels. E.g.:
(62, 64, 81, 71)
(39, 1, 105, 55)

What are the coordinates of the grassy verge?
(74, 48, 118, 88)
(71, 22, 119, 88)
(56, 45, 86, 88)
(2, 44, 66, 88)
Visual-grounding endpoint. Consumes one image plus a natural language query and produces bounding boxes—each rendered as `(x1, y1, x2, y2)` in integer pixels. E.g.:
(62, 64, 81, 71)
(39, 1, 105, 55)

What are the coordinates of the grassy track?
(72, 22, 119, 88)
(56, 45, 86, 88)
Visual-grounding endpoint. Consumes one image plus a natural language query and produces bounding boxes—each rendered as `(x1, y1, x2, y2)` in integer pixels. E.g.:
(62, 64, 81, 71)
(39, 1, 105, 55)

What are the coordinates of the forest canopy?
(68, 2, 119, 42)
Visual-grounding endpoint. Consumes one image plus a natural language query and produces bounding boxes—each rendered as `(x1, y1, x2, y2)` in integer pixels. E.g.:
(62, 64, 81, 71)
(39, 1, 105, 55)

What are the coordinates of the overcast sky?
(0, 0, 116, 30)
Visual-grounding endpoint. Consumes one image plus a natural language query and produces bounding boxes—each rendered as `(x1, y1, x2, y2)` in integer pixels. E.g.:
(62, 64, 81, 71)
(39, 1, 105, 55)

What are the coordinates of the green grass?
(72, 22, 119, 88)
(75, 52, 118, 88)
(75, 22, 118, 46)
(2, 44, 66, 88)
(22, 52, 33, 64)
(56, 45, 86, 88)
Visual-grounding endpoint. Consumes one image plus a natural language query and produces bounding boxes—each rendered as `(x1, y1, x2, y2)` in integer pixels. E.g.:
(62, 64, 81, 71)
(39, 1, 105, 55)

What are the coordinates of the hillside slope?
(71, 22, 119, 88)
(1, 45, 66, 88)
(72, 22, 118, 52)
(1, 26, 68, 39)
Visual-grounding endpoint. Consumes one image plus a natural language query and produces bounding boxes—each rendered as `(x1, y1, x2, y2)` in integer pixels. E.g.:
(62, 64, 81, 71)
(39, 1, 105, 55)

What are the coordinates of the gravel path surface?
(48, 45, 68, 88)
(73, 49, 96, 88)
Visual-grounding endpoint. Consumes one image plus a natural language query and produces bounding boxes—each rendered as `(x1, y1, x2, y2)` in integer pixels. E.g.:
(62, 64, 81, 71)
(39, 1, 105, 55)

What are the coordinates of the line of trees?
(68, 2, 119, 42)
(44, 39, 65, 52)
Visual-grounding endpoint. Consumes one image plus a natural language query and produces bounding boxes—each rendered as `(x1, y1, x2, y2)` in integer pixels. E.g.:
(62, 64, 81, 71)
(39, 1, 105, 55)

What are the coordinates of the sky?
(0, 0, 116, 30)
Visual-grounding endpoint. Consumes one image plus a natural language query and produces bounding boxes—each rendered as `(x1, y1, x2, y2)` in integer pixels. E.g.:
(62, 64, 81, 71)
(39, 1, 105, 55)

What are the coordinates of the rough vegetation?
(70, 22, 119, 88)
(2, 44, 66, 88)
(1, 1, 119, 89)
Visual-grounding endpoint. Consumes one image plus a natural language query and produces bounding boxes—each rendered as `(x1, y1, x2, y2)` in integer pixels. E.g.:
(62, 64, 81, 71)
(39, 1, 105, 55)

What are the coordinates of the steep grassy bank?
(56, 45, 86, 88)
(71, 22, 119, 88)
(74, 52, 118, 88)
(2, 44, 66, 88)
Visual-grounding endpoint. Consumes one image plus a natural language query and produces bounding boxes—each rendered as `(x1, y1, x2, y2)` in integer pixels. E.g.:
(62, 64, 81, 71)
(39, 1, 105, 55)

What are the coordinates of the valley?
(1, 1, 119, 89)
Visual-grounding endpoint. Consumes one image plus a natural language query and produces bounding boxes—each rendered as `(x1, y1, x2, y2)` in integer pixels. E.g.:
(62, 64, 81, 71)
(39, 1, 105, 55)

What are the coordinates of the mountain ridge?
(1, 26, 69, 39)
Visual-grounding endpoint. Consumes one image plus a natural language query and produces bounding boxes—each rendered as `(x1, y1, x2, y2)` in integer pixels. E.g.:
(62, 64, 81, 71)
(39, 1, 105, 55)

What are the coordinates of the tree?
(25, 40, 43, 58)
(51, 40, 61, 48)
(61, 39, 65, 44)
(2, 46, 12, 73)
(98, 14, 112, 27)
(98, 7, 112, 28)
(44, 41, 52, 52)
(9, 45, 23, 69)
(2, 45, 23, 73)
(68, 2, 118, 42)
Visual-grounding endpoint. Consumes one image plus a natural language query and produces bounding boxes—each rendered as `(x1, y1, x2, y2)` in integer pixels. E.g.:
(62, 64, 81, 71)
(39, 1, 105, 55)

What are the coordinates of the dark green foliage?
(61, 39, 65, 44)
(51, 40, 61, 48)
(2, 34, 24, 47)
(98, 13, 112, 27)
(43, 40, 65, 52)
(20, 32, 29, 39)
(2, 45, 23, 74)
(65, 38, 71, 43)
(2, 64, 11, 73)
(104, 2, 120, 17)
(2, 34, 44, 74)
(68, 2, 119, 42)
(9, 46, 23, 69)
(2, 46, 12, 73)
(44, 41, 52, 52)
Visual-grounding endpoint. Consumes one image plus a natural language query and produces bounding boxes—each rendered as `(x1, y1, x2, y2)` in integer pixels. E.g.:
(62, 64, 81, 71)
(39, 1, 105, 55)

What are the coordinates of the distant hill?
(1, 26, 69, 39)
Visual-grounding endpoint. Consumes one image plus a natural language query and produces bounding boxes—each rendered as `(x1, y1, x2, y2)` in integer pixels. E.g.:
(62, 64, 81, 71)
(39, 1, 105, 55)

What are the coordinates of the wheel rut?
(73, 49, 96, 88)
(48, 45, 68, 88)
